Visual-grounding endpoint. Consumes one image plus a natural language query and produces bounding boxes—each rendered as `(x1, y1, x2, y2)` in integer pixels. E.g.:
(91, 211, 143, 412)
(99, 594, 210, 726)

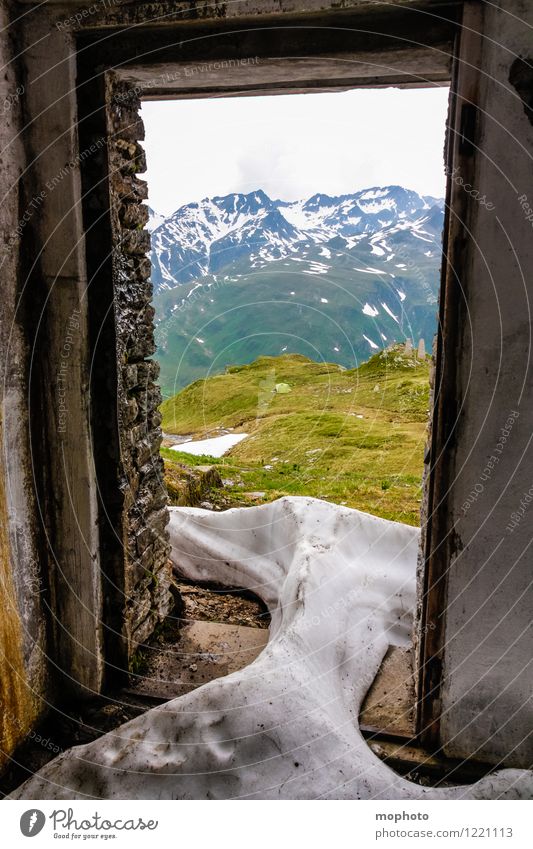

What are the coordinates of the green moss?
(129, 650, 148, 676)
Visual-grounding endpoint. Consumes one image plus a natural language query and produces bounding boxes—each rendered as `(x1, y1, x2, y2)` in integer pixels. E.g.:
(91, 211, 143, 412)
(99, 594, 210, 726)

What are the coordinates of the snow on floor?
(11, 497, 533, 800)
(170, 432, 248, 457)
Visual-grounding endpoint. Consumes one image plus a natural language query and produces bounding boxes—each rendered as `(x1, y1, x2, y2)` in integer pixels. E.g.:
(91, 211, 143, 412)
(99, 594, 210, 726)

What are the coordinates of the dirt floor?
(125, 579, 270, 700)
(175, 579, 270, 629)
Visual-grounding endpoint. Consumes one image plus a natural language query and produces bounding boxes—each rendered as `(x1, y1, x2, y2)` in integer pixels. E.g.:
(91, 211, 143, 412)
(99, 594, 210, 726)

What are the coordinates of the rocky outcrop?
(164, 461, 223, 507)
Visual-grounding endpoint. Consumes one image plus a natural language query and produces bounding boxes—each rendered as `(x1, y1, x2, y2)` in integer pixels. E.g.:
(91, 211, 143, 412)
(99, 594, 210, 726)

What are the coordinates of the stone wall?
(107, 79, 172, 656)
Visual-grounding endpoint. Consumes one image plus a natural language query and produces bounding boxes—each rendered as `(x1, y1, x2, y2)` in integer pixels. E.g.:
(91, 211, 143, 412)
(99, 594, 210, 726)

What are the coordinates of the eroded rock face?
(10, 498, 533, 800)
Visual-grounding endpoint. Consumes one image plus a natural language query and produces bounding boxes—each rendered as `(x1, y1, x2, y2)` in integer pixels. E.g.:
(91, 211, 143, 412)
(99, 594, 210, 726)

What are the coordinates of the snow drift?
(11, 498, 533, 799)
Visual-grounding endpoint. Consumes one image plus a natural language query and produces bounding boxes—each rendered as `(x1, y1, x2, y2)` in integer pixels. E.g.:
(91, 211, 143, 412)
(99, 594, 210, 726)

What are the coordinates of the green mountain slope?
(161, 348, 430, 525)
(154, 253, 438, 398)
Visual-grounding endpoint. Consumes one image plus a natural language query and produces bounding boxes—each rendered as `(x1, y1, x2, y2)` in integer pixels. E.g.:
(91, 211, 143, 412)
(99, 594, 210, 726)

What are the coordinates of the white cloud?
(142, 86, 449, 216)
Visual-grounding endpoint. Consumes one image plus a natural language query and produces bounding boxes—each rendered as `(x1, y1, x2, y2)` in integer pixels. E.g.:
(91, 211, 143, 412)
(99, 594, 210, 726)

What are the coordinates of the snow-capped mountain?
(149, 187, 445, 396)
(146, 206, 166, 233)
(149, 186, 444, 291)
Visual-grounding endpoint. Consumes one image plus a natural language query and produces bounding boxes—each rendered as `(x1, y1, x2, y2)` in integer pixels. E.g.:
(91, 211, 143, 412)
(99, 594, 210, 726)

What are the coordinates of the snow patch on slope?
(363, 334, 379, 350)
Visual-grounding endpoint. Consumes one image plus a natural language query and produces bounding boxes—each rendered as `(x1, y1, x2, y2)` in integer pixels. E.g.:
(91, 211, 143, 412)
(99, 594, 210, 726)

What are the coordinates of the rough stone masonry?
(107, 78, 172, 654)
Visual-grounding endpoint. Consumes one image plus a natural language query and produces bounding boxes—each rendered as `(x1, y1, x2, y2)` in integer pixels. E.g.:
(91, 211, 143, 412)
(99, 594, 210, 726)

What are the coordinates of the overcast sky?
(142, 86, 449, 216)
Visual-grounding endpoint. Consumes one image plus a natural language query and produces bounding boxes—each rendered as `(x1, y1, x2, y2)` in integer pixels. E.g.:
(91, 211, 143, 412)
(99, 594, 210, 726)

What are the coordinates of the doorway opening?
(143, 87, 448, 528)
(136, 85, 451, 763)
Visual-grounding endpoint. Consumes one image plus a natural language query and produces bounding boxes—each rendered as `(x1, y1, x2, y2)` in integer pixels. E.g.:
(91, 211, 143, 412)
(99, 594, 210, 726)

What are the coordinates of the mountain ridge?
(148, 185, 444, 396)
(149, 185, 444, 291)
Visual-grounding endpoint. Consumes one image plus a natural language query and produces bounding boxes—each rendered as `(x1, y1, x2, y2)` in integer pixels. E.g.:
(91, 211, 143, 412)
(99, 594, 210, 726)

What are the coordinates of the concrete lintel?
(115, 47, 453, 99)
(37, 0, 463, 27)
